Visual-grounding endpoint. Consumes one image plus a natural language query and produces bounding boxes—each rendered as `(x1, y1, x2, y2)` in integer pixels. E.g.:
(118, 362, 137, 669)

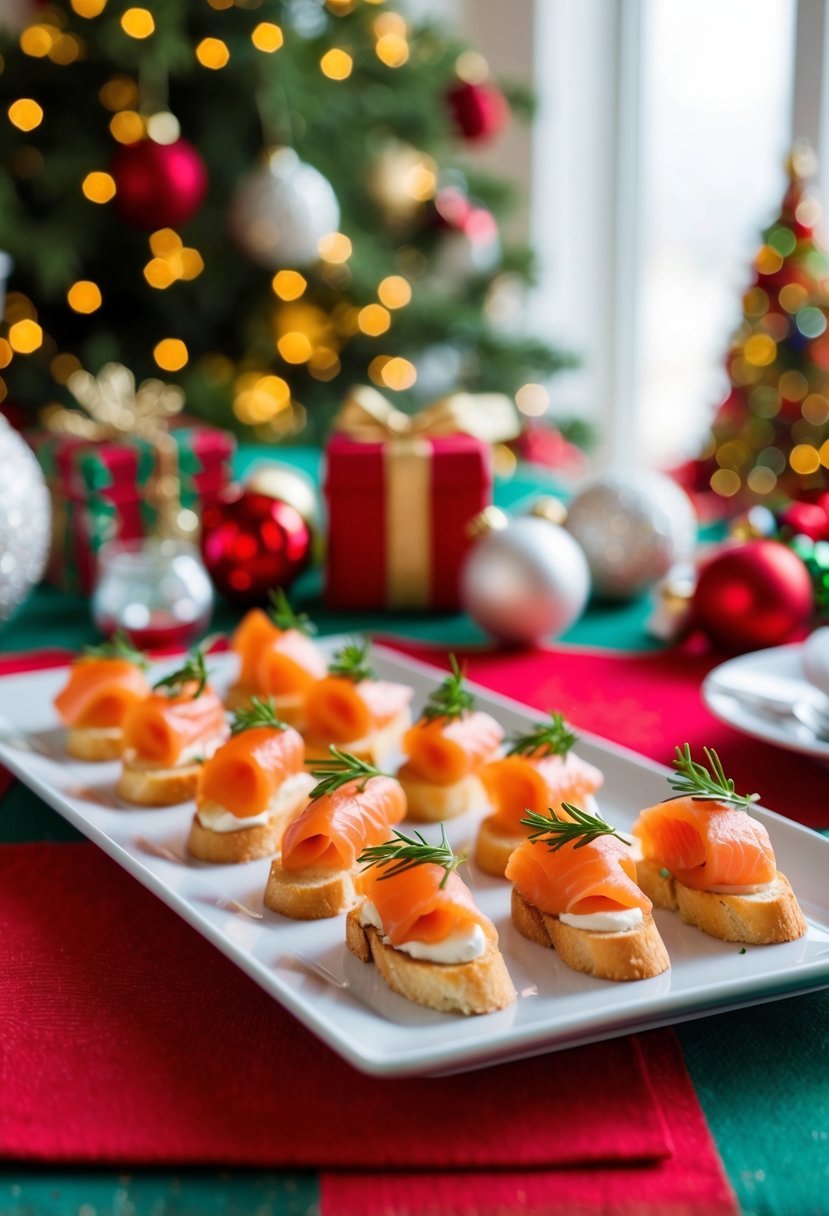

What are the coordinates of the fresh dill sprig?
(507, 711, 578, 758)
(152, 648, 209, 700)
(83, 629, 149, 671)
(520, 804, 629, 852)
(267, 588, 317, 636)
(230, 697, 288, 735)
(421, 654, 475, 722)
(327, 637, 375, 683)
(306, 745, 386, 800)
(666, 744, 759, 809)
(358, 823, 464, 890)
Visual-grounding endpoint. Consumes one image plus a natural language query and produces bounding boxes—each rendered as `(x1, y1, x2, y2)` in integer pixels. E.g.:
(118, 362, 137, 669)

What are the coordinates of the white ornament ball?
(0, 417, 50, 624)
(461, 514, 590, 646)
(228, 148, 340, 269)
(565, 471, 697, 601)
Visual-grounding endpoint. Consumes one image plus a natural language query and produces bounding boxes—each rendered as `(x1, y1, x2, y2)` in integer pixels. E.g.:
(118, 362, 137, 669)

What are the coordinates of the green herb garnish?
(83, 629, 149, 671)
(152, 648, 209, 700)
(267, 588, 317, 636)
(521, 804, 630, 852)
(739, 947, 747, 955)
(666, 744, 759, 809)
(307, 745, 386, 800)
(358, 823, 464, 890)
(420, 654, 474, 722)
(327, 637, 375, 683)
(507, 711, 578, 758)
(230, 697, 288, 735)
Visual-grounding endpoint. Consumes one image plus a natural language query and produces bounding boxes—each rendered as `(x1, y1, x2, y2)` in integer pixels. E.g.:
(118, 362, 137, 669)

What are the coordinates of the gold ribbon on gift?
(334, 384, 520, 608)
(41, 362, 187, 539)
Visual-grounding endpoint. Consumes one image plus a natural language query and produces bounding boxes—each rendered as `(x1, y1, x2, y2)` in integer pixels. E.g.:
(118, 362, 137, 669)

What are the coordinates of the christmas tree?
(0, 0, 572, 440)
(696, 144, 829, 504)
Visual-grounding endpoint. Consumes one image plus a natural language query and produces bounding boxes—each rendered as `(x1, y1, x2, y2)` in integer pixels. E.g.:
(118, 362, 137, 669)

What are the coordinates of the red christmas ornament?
(778, 500, 829, 541)
(200, 487, 312, 606)
(446, 81, 508, 142)
(693, 540, 814, 651)
(111, 138, 207, 231)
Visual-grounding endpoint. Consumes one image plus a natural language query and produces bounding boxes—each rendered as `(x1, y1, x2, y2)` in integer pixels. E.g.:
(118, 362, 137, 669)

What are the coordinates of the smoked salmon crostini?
(506, 806, 670, 982)
(116, 649, 228, 806)
(474, 713, 603, 877)
(187, 698, 315, 864)
(397, 656, 504, 822)
(54, 632, 152, 760)
(346, 827, 516, 1015)
(633, 745, 806, 945)
(263, 748, 407, 919)
(303, 638, 413, 766)
(227, 589, 326, 730)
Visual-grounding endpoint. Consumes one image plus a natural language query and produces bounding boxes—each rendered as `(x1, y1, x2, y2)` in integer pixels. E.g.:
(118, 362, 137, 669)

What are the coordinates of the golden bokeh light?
(277, 333, 313, 363)
(377, 275, 411, 309)
(743, 333, 777, 367)
(716, 439, 749, 469)
(196, 38, 230, 69)
(369, 355, 416, 391)
(67, 280, 102, 314)
(803, 393, 829, 425)
(374, 12, 407, 36)
(150, 228, 182, 257)
(82, 171, 116, 203)
(515, 383, 549, 416)
(778, 370, 810, 401)
(49, 34, 82, 65)
(4, 292, 36, 322)
(742, 286, 768, 316)
(99, 76, 138, 111)
(179, 249, 204, 280)
(272, 270, 307, 300)
(72, 0, 108, 15)
(778, 283, 809, 314)
(51, 353, 83, 383)
(0, 339, 12, 368)
(153, 338, 188, 372)
(233, 374, 292, 425)
(317, 232, 352, 263)
(746, 466, 777, 495)
(9, 319, 44, 354)
(710, 469, 741, 497)
(20, 25, 56, 57)
(8, 99, 43, 132)
(375, 33, 409, 67)
(358, 304, 391, 336)
(820, 439, 829, 468)
(321, 49, 353, 79)
(251, 22, 284, 52)
(790, 443, 821, 475)
(455, 50, 489, 84)
(109, 110, 144, 143)
(308, 347, 341, 380)
(754, 245, 784, 276)
(120, 8, 155, 39)
(144, 258, 176, 289)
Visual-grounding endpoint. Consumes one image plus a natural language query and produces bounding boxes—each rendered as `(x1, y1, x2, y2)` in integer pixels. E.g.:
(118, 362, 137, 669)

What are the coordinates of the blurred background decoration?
(0, 0, 578, 444)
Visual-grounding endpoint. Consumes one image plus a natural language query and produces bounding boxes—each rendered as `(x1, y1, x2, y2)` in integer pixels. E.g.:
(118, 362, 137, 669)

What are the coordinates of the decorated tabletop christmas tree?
(697, 144, 829, 505)
(0, 0, 572, 440)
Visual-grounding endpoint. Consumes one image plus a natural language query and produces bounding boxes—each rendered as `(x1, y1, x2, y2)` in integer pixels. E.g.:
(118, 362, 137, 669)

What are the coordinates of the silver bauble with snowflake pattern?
(0, 416, 51, 624)
(228, 148, 341, 269)
(565, 471, 696, 600)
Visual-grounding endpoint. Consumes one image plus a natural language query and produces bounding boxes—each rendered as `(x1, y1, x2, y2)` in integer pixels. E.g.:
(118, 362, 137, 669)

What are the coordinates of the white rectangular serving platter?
(1, 639, 829, 1078)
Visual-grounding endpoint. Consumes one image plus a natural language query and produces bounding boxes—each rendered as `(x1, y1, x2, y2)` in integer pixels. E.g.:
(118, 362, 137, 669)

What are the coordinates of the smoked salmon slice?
(198, 724, 305, 819)
(506, 833, 652, 917)
(231, 605, 325, 697)
(356, 861, 496, 948)
(281, 774, 406, 871)
(632, 796, 777, 890)
(54, 657, 150, 729)
(482, 751, 603, 833)
(122, 683, 226, 767)
(401, 712, 503, 785)
(306, 676, 412, 743)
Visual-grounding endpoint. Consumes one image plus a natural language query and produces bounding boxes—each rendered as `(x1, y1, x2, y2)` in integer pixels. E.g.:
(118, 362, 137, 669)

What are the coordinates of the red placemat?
(1, 842, 669, 1170)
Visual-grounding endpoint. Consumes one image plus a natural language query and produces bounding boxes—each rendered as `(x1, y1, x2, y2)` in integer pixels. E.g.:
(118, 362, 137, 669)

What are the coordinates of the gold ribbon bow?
(41, 362, 186, 538)
(334, 385, 519, 608)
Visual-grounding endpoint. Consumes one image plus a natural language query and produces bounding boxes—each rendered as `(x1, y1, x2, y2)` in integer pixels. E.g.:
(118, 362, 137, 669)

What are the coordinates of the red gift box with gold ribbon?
(324, 386, 518, 610)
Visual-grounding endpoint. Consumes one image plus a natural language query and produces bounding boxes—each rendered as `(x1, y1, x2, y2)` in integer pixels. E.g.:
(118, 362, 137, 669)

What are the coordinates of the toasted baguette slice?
(66, 726, 123, 762)
(304, 708, 411, 768)
(187, 777, 313, 864)
(397, 767, 488, 823)
(636, 858, 806, 944)
(264, 863, 356, 919)
(116, 760, 202, 807)
(512, 888, 670, 982)
(346, 906, 516, 1015)
(474, 815, 524, 877)
(224, 683, 307, 731)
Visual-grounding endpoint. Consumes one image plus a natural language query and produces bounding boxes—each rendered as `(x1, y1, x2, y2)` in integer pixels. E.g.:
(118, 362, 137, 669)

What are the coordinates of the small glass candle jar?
(91, 538, 214, 649)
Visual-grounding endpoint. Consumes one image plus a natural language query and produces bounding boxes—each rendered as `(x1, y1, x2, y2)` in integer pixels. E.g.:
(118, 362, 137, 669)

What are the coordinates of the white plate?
(702, 644, 829, 761)
(1, 641, 828, 1078)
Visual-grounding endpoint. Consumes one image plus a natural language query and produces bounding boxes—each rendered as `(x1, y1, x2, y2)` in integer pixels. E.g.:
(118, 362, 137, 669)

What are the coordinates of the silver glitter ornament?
(565, 471, 696, 601)
(228, 148, 340, 269)
(461, 509, 590, 646)
(0, 416, 51, 624)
